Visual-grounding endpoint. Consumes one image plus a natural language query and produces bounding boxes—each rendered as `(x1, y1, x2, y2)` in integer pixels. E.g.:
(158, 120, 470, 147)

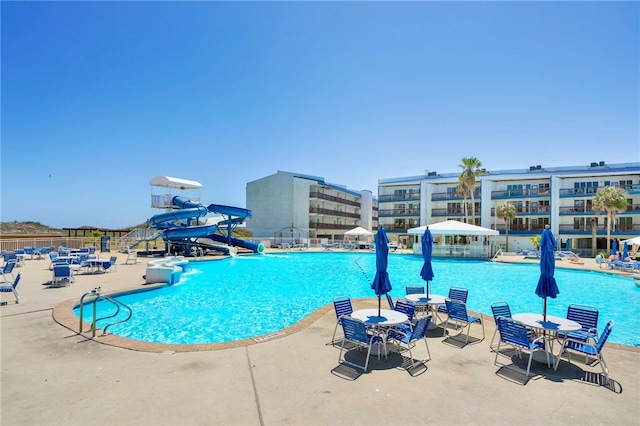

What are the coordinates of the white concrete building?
(246, 171, 378, 243)
(378, 161, 640, 255)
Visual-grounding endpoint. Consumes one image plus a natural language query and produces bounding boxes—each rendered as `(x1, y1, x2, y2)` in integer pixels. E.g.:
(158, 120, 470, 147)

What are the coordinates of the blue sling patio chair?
(405, 285, 427, 314)
(331, 296, 353, 344)
(490, 301, 512, 351)
(442, 299, 485, 345)
(52, 264, 74, 287)
(337, 316, 386, 373)
(393, 299, 416, 332)
(438, 286, 469, 316)
(554, 320, 614, 381)
(0, 272, 22, 304)
(556, 304, 599, 343)
(386, 315, 432, 370)
(494, 316, 548, 379)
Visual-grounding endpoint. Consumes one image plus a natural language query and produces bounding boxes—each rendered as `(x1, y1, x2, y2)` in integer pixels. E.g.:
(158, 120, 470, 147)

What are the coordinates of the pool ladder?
(491, 248, 503, 262)
(78, 287, 132, 338)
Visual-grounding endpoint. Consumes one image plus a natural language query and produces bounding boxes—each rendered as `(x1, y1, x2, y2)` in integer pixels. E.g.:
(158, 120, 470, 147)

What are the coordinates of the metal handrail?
(78, 288, 132, 338)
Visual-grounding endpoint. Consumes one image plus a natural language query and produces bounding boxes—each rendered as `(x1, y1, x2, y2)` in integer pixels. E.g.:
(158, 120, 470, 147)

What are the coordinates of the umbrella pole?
(378, 296, 381, 316)
(426, 280, 429, 298)
(543, 298, 547, 322)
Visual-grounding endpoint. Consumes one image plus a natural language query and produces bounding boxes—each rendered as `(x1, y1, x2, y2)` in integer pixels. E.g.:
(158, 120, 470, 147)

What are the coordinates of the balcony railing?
(309, 222, 363, 231)
(378, 192, 421, 202)
(377, 224, 416, 231)
(378, 208, 420, 216)
(492, 224, 547, 232)
(432, 208, 480, 216)
(559, 224, 640, 233)
(431, 189, 480, 201)
(559, 204, 640, 215)
(491, 188, 550, 199)
(309, 192, 360, 207)
(559, 184, 640, 197)
(491, 206, 550, 215)
(309, 207, 360, 219)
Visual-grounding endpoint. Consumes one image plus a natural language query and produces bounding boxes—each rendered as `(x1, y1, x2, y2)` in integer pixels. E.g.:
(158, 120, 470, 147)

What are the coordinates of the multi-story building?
(379, 162, 640, 255)
(246, 171, 378, 243)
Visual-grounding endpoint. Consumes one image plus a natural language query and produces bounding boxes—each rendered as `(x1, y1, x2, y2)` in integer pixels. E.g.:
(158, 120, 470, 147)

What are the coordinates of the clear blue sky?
(2, 1, 638, 229)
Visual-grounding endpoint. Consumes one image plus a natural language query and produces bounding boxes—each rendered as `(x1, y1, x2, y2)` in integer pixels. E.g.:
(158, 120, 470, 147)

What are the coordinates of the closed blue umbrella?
(372, 228, 392, 316)
(420, 227, 434, 297)
(535, 228, 560, 321)
(611, 240, 617, 256)
(622, 241, 629, 260)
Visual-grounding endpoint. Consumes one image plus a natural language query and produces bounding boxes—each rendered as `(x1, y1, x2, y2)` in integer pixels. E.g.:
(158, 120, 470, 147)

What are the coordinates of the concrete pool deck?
(1, 251, 639, 425)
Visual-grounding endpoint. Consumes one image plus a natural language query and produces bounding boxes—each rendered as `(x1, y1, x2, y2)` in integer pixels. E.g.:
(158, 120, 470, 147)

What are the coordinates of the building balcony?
(431, 189, 480, 201)
(558, 224, 640, 234)
(309, 222, 364, 231)
(309, 207, 360, 219)
(378, 208, 420, 216)
(558, 204, 640, 215)
(491, 188, 550, 199)
(491, 206, 550, 215)
(492, 224, 547, 233)
(378, 192, 421, 202)
(309, 191, 360, 207)
(432, 208, 480, 216)
(559, 184, 640, 198)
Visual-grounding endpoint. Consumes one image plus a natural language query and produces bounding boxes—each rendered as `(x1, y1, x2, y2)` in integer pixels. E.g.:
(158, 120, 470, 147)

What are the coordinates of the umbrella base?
(369, 342, 389, 357)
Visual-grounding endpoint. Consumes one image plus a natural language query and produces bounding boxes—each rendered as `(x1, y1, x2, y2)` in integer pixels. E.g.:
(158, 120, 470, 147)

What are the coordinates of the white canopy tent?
(408, 220, 499, 236)
(620, 236, 640, 246)
(344, 226, 374, 237)
(407, 220, 499, 259)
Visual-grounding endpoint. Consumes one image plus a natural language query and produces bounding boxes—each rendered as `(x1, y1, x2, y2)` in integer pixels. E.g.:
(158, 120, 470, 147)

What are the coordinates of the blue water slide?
(149, 197, 264, 253)
(148, 196, 208, 228)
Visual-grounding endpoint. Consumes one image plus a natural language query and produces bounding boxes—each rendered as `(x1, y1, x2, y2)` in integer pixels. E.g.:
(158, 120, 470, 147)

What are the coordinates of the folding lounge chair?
(0, 272, 22, 304)
(494, 316, 548, 379)
(554, 320, 614, 381)
(0, 260, 17, 283)
(108, 256, 118, 272)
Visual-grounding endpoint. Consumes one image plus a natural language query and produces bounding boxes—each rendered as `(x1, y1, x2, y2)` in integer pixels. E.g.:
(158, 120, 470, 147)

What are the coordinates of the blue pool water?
(75, 253, 640, 346)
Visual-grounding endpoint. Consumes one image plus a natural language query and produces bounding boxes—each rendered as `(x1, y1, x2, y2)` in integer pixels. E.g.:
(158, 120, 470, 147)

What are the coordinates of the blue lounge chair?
(386, 293, 395, 310)
(0, 272, 22, 304)
(331, 296, 353, 344)
(0, 260, 17, 283)
(443, 298, 485, 345)
(52, 264, 74, 287)
(554, 320, 614, 380)
(337, 316, 386, 373)
(386, 315, 432, 369)
(494, 316, 548, 378)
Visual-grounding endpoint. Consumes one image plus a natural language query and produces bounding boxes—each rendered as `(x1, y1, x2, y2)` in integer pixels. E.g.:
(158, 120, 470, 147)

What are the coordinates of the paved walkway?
(1, 252, 639, 425)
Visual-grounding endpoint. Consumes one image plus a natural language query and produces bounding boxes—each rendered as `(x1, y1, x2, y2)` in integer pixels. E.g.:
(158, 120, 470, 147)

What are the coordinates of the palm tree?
(590, 217, 598, 257)
(495, 202, 517, 251)
(456, 179, 469, 223)
(592, 186, 629, 253)
(459, 157, 487, 225)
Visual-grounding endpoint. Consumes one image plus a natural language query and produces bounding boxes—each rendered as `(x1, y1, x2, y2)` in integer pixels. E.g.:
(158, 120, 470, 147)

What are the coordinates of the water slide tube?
(149, 197, 264, 253)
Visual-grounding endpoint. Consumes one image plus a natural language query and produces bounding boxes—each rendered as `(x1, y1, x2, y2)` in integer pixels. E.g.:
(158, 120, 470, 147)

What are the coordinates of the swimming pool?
(75, 252, 640, 347)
